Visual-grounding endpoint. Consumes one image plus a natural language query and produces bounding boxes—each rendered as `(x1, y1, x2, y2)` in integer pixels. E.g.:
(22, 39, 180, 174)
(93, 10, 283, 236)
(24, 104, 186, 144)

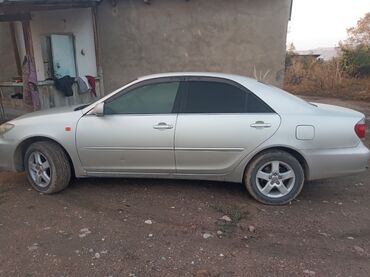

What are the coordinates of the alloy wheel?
(255, 160, 296, 198)
(28, 151, 51, 188)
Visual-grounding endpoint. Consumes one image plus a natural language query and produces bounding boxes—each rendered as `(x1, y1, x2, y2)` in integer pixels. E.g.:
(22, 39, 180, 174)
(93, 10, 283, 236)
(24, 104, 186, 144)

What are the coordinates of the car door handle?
(153, 122, 173, 130)
(250, 121, 272, 128)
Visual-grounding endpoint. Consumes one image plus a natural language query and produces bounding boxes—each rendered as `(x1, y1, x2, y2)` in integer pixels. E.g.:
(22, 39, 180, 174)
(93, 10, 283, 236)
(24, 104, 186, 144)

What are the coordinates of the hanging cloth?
(54, 76, 75, 97)
(85, 75, 97, 97)
(22, 55, 41, 111)
(75, 77, 90, 94)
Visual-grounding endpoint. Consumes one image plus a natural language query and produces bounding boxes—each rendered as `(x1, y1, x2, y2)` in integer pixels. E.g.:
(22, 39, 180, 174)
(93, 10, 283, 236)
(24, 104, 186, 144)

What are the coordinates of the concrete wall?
(97, 0, 291, 93)
(0, 23, 18, 81)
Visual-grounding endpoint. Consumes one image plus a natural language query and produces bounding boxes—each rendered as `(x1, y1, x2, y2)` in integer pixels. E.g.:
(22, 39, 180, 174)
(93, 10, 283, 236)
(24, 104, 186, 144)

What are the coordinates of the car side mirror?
(92, 102, 105, 116)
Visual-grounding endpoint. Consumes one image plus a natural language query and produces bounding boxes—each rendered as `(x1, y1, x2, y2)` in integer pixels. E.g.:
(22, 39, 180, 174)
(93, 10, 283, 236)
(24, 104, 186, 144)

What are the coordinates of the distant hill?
(296, 47, 339, 60)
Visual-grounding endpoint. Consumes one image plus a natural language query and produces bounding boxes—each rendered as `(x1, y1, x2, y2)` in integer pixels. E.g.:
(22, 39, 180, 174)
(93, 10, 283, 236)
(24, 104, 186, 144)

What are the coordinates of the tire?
(24, 141, 71, 194)
(244, 150, 304, 205)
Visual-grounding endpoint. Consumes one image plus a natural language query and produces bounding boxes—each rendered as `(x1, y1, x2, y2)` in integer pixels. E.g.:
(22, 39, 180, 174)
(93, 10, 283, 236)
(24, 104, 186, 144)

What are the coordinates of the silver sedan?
(0, 73, 369, 205)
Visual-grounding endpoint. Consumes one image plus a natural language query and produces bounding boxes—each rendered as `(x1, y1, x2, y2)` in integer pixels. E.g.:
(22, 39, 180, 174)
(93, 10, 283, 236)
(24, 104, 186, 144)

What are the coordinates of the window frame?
(103, 77, 185, 115)
(179, 76, 276, 114)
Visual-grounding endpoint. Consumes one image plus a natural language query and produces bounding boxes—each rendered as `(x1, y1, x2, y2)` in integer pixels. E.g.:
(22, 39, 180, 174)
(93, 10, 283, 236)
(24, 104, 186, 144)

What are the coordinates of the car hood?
(12, 105, 83, 121)
(312, 103, 364, 119)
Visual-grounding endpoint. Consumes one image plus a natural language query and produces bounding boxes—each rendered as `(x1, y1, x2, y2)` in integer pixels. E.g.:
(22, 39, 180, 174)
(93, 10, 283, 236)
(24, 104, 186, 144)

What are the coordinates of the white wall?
(29, 8, 97, 80)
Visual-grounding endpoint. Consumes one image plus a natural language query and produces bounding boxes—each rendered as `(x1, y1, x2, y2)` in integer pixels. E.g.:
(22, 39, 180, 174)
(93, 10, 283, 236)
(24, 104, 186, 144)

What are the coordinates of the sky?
(287, 0, 370, 50)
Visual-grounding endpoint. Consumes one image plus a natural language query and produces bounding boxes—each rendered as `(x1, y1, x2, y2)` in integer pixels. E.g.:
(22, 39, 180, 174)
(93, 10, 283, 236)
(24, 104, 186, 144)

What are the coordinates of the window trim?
(179, 76, 275, 114)
(103, 77, 185, 115)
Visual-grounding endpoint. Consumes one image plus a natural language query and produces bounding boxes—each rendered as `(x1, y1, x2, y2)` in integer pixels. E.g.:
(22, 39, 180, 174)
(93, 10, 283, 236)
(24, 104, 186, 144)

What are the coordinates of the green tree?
(340, 13, 370, 77)
(345, 12, 370, 47)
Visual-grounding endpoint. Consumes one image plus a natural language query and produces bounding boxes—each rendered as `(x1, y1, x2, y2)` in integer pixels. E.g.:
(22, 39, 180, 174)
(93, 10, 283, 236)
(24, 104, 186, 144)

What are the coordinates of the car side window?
(246, 92, 275, 113)
(104, 82, 180, 115)
(183, 81, 246, 113)
(183, 80, 274, 114)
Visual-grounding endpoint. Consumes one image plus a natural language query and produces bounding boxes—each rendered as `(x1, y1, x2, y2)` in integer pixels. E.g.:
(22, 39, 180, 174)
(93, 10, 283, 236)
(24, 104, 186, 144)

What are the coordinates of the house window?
(41, 34, 77, 79)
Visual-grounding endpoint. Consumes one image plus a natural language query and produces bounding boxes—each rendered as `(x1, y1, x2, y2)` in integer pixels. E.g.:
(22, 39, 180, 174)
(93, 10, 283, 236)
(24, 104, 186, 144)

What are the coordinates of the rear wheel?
(245, 150, 304, 205)
(24, 141, 71, 194)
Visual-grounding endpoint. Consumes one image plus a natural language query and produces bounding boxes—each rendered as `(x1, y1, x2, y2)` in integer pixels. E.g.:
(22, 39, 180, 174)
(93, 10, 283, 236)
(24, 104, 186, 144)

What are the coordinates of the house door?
(50, 34, 77, 78)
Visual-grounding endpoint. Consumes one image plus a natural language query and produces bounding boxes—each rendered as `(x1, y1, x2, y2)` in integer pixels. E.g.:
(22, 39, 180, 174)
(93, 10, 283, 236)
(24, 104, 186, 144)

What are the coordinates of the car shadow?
(68, 176, 248, 197)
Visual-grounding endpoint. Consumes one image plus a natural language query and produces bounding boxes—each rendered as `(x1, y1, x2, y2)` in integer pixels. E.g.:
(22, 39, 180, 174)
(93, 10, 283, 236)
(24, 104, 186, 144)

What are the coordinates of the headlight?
(0, 123, 15, 136)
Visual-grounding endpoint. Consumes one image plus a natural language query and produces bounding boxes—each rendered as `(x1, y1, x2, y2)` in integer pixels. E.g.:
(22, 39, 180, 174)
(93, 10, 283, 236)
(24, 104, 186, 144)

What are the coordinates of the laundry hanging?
(85, 75, 97, 97)
(76, 76, 90, 94)
(22, 55, 41, 111)
(54, 75, 75, 97)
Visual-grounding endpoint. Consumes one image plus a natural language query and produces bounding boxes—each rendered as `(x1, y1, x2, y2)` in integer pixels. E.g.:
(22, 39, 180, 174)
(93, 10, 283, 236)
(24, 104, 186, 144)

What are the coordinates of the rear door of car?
(174, 77, 281, 174)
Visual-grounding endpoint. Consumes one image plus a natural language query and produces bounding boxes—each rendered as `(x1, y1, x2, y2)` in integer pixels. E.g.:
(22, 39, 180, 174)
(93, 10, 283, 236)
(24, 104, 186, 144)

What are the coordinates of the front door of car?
(174, 79, 281, 174)
(76, 79, 182, 174)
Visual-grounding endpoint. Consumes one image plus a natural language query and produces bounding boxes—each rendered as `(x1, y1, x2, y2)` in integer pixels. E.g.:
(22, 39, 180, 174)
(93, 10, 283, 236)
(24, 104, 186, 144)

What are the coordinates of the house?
(289, 54, 321, 65)
(0, 0, 293, 118)
(297, 48, 340, 61)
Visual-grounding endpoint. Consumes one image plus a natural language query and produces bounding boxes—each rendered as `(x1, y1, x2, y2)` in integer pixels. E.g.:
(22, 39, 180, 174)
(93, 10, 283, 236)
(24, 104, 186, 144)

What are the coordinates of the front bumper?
(303, 142, 370, 180)
(0, 137, 18, 171)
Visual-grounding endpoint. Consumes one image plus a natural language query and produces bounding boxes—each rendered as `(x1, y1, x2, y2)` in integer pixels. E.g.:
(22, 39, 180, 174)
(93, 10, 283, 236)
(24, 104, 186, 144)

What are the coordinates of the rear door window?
(182, 80, 274, 113)
(183, 81, 245, 113)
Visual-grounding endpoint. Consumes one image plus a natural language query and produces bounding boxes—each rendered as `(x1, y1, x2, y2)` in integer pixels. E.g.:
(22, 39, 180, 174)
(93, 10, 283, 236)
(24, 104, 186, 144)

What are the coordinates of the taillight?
(355, 120, 366, 139)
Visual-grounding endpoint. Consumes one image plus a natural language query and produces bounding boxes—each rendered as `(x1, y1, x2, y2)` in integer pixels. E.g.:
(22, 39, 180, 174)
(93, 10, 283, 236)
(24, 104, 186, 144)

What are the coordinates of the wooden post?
(92, 6, 100, 72)
(8, 22, 22, 77)
(21, 20, 35, 63)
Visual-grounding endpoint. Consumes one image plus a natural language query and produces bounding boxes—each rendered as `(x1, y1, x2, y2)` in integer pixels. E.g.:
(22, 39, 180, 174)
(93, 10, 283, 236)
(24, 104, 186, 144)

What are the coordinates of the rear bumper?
(0, 138, 17, 171)
(303, 142, 370, 180)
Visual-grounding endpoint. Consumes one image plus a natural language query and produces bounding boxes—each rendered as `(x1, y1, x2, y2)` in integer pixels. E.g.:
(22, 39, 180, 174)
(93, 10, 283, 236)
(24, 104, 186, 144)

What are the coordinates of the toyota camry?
(0, 72, 369, 205)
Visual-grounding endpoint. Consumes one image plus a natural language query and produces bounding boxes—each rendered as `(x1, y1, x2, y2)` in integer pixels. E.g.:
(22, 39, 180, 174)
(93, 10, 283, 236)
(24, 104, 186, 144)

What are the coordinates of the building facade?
(0, 0, 292, 116)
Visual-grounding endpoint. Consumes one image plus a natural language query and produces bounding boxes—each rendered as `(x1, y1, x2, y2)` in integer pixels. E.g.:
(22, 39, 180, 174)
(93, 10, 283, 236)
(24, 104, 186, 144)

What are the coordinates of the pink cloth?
(22, 55, 41, 111)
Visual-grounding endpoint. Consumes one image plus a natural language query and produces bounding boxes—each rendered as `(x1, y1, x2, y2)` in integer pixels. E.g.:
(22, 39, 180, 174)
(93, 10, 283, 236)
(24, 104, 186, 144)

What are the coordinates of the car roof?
(138, 73, 313, 114)
(83, 72, 314, 115)
(138, 72, 258, 85)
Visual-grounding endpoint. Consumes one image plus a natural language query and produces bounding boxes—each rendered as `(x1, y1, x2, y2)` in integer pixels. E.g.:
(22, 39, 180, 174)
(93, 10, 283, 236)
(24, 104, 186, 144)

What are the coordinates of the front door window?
(104, 82, 180, 115)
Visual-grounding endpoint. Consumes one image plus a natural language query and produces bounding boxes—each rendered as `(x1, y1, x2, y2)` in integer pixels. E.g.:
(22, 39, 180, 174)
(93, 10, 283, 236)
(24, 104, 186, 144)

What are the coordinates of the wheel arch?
(14, 136, 75, 177)
(243, 146, 309, 182)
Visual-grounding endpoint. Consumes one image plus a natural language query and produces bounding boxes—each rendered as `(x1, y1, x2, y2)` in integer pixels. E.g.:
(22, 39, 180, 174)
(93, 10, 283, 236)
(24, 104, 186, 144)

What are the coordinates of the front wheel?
(24, 141, 71, 194)
(245, 150, 304, 205)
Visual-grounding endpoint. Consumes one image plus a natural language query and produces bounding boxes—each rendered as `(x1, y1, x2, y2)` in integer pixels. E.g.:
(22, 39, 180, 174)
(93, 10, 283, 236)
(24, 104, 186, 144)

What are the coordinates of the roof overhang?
(0, 0, 101, 13)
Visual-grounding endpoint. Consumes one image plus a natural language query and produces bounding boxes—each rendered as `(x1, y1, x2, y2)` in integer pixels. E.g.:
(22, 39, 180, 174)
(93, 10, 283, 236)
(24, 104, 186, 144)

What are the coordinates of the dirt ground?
(0, 97, 369, 277)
